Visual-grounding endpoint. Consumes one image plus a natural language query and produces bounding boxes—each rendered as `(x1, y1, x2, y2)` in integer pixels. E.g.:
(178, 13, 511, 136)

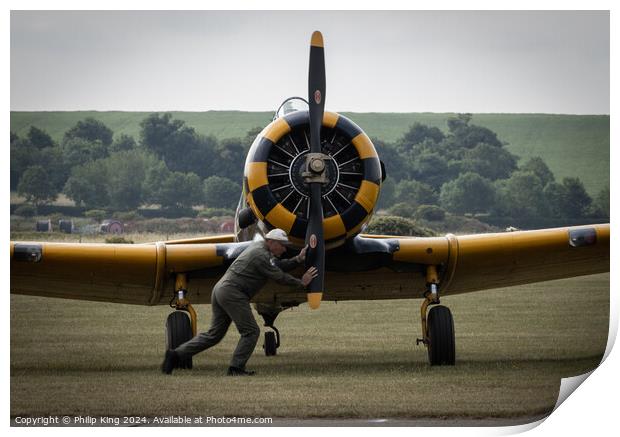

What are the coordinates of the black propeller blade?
(305, 31, 326, 309)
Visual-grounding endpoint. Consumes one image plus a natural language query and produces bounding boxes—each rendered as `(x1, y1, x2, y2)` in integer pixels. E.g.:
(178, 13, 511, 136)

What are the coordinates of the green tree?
(38, 146, 68, 192)
(446, 113, 503, 149)
(244, 126, 264, 147)
(592, 187, 610, 218)
(409, 151, 453, 189)
(103, 150, 160, 210)
(17, 165, 58, 207)
(110, 134, 137, 153)
(398, 123, 445, 156)
(521, 157, 555, 187)
(203, 176, 241, 209)
(440, 172, 496, 214)
(394, 179, 438, 207)
(140, 113, 186, 156)
(154, 172, 204, 209)
(543, 182, 568, 218)
(139, 113, 216, 178)
(562, 177, 592, 218)
(494, 171, 547, 219)
(64, 161, 110, 209)
(214, 138, 245, 182)
(11, 132, 67, 191)
(11, 133, 35, 189)
(461, 143, 518, 180)
(543, 177, 592, 219)
(373, 140, 407, 182)
(27, 126, 55, 149)
(186, 134, 218, 178)
(61, 137, 109, 168)
(63, 118, 113, 147)
(376, 176, 395, 210)
(143, 159, 171, 203)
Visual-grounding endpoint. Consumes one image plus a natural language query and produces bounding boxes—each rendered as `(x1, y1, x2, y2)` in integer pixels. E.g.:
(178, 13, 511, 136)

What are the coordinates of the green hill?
(10, 111, 609, 195)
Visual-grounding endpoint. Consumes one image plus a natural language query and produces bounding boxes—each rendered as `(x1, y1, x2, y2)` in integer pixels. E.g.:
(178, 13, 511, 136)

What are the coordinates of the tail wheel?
(427, 305, 455, 366)
(263, 331, 278, 356)
(165, 311, 193, 369)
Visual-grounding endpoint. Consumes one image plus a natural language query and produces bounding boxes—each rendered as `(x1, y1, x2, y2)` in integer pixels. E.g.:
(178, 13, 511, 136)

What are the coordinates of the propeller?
(305, 31, 326, 309)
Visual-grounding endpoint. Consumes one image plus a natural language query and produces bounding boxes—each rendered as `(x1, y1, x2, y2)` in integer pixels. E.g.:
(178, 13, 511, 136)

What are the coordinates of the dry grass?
(9, 231, 213, 244)
(10, 192, 76, 206)
(10, 273, 608, 419)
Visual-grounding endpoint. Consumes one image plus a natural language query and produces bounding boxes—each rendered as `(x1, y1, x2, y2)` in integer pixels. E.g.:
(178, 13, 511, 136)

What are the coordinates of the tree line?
(11, 113, 609, 228)
(11, 114, 252, 214)
(374, 114, 609, 228)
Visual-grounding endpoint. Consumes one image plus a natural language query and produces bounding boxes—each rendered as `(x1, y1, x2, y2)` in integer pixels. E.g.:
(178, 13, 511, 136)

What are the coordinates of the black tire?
(427, 305, 455, 366)
(264, 331, 277, 356)
(165, 311, 193, 369)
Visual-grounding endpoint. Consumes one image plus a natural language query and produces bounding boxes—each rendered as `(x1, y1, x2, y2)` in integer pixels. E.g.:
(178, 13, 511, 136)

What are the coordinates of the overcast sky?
(10, 10, 610, 114)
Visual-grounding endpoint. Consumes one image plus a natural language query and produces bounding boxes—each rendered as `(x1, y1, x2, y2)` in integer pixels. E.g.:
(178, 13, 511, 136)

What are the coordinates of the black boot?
(161, 350, 179, 374)
(227, 366, 255, 376)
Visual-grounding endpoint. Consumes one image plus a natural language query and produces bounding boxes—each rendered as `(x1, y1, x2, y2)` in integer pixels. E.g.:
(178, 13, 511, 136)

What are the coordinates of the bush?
(197, 207, 236, 218)
(85, 209, 108, 221)
(365, 215, 436, 237)
(137, 207, 197, 219)
(113, 210, 143, 221)
(23, 204, 85, 217)
(387, 202, 416, 218)
(415, 204, 446, 221)
(130, 218, 214, 234)
(14, 204, 36, 217)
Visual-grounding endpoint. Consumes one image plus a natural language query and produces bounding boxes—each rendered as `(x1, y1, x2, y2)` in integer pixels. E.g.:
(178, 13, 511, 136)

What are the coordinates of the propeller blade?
(308, 31, 325, 154)
(305, 183, 325, 309)
(305, 30, 326, 309)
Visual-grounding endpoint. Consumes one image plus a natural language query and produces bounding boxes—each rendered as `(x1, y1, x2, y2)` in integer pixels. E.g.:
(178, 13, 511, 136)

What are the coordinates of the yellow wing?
(382, 223, 609, 296)
(10, 224, 609, 305)
(10, 241, 230, 305)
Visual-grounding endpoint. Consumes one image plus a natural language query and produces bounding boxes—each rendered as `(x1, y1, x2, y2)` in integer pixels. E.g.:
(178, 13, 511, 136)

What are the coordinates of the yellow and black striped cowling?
(244, 110, 382, 249)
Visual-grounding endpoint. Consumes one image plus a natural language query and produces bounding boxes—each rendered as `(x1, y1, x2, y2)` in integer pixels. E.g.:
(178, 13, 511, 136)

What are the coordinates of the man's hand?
(301, 266, 318, 287)
(296, 245, 308, 263)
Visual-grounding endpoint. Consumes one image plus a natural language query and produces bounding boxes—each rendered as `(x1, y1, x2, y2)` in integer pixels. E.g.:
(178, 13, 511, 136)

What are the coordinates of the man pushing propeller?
(161, 229, 318, 376)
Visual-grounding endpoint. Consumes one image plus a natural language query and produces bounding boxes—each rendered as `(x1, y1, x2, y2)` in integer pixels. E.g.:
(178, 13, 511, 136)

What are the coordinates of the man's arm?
(262, 254, 304, 288)
(277, 256, 301, 272)
(277, 246, 307, 271)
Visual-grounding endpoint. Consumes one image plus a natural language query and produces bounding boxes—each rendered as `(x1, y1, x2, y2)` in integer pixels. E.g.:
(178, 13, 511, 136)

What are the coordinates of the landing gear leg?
(416, 266, 456, 366)
(165, 273, 197, 369)
(256, 304, 282, 356)
(263, 326, 280, 356)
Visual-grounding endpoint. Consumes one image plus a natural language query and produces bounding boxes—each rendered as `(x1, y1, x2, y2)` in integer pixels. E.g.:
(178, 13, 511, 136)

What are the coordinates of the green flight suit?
(175, 240, 303, 369)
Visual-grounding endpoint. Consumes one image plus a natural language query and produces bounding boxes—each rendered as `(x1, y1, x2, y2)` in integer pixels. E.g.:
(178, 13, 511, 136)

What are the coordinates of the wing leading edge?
(390, 223, 609, 296)
(10, 241, 234, 305)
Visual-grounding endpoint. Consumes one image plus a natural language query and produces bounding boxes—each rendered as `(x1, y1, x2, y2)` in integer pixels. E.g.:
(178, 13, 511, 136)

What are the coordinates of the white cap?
(264, 228, 290, 244)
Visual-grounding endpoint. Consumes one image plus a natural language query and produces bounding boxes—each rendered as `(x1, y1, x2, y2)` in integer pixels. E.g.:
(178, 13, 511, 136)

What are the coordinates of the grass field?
(10, 272, 608, 422)
(10, 111, 609, 195)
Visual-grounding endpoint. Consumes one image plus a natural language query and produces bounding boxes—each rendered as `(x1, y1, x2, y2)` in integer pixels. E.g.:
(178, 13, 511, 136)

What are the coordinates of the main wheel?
(264, 331, 277, 356)
(165, 311, 193, 369)
(427, 305, 455, 366)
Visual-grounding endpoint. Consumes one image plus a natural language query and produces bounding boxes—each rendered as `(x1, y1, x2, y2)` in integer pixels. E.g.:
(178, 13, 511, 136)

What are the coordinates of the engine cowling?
(243, 110, 382, 248)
